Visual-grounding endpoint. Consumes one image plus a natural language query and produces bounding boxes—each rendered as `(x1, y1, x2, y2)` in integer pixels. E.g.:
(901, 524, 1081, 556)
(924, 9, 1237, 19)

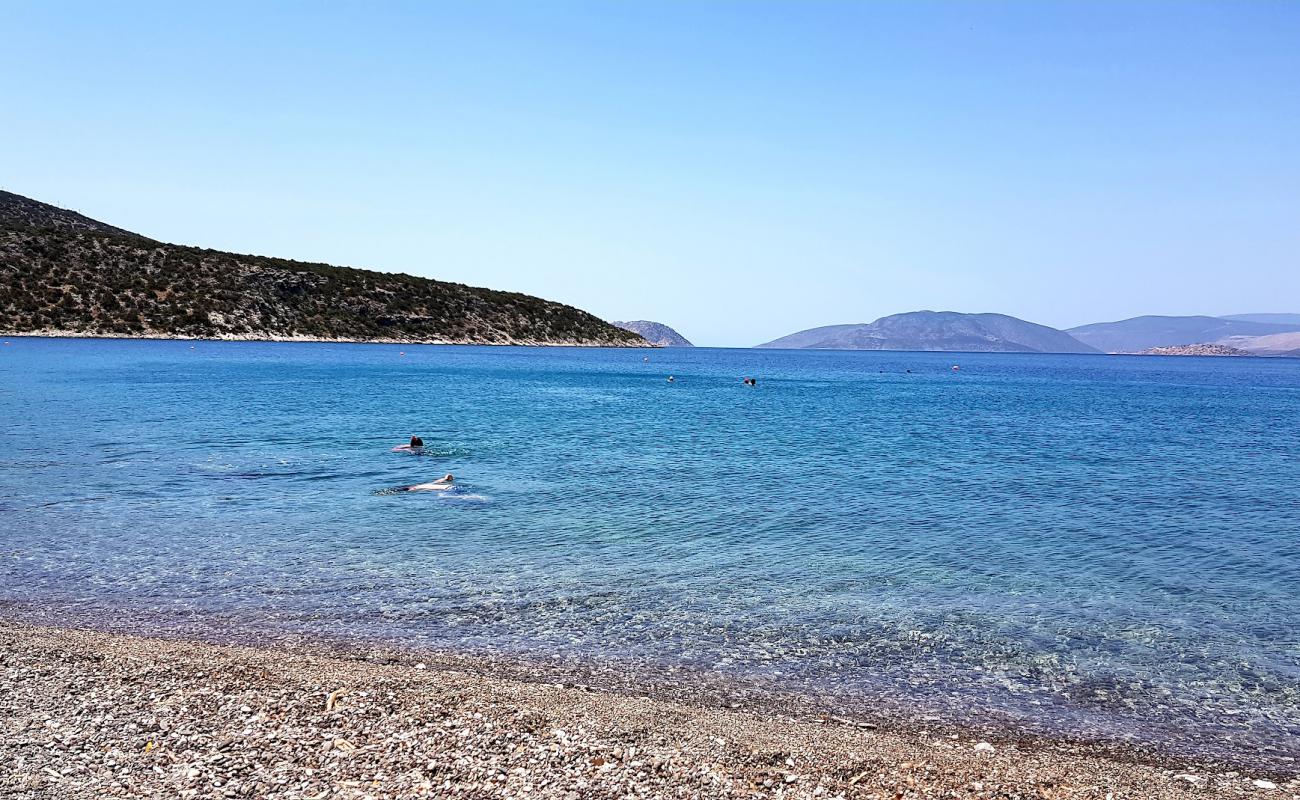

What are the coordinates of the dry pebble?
(2, 620, 1296, 799)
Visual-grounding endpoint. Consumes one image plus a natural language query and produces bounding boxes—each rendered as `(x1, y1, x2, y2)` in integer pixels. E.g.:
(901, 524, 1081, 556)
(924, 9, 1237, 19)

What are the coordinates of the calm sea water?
(2, 339, 1298, 769)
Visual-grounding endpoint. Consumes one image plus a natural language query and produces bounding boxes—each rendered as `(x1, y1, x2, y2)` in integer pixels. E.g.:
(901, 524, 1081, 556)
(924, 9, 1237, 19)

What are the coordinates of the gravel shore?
(2, 621, 1294, 799)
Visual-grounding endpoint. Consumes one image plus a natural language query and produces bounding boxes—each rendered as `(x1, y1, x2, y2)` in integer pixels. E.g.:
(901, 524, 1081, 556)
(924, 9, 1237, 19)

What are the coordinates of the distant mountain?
(757, 311, 1098, 354)
(1066, 315, 1300, 354)
(0, 191, 647, 347)
(612, 320, 693, 347)
(1139, 343, 1251, 357)
(1217, 331, 1300, 356)
(1220, 313, 1300, 326)
(754, 323, 865, 350)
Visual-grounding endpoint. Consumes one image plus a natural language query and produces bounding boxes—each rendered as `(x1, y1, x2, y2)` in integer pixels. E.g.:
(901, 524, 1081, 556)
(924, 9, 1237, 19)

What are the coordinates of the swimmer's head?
(443, 473, 454, 482)
(410, 436, 424, 448)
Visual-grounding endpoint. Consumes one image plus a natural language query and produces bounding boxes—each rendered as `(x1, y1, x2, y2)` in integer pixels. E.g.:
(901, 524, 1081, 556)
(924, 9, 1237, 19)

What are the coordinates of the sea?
(2, 338, 1297, 771)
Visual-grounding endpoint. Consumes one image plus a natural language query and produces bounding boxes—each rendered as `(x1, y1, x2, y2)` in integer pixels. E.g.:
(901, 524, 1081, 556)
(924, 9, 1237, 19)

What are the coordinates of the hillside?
(1066, 315, 1300, 353)
(0, 191, 646, 347)
(1217, 331, 1300, 356)
(612, 320, 693, 347)
(757, 311, 1098, 354)
(0, 192, 138, 237)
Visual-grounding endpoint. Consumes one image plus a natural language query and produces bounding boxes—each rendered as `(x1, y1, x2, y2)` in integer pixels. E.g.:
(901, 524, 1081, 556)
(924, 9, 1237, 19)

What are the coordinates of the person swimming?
(393, 435, 425, 452)
(667, 375, 675, 382)
(404, 473, 454, 492)
(743, 377, 757, 386)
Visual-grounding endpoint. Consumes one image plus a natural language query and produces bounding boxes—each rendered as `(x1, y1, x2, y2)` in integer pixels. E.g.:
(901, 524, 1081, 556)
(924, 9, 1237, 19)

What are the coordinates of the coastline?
(0, 330, 657, 348)
(3, 620, 1293, 799)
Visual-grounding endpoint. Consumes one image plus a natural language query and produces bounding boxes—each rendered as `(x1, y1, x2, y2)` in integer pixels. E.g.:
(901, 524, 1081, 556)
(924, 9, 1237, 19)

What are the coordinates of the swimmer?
(743, 377, 757, 386)
(392, 435, 425, 452)
(404, 473, 454, 492)
(667, 375, 675, 383)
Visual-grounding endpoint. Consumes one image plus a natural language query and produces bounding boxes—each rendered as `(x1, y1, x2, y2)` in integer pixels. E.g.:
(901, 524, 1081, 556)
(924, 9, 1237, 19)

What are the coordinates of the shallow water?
(2, 338, 1298, 769)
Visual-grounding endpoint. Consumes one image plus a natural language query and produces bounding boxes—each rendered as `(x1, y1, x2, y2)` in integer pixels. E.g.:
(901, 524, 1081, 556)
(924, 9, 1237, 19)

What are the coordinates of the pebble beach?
(3, 620, 1295, 800)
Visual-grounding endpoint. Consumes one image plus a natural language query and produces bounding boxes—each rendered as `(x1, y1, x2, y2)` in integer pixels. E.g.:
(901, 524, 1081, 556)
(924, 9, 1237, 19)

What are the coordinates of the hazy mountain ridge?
(612, 320, 693, 347)
(1217, 331, 1300, 356)
(1067, 315, 1300, 353)
(0, 191, 647, 347)
(758, 311, 1098, 354)
(1220, 313, 1300, 326)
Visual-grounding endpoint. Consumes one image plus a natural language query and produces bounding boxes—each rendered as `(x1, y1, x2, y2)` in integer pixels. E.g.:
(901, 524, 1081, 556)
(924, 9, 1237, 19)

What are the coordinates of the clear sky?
(3, 1, 1297, 347)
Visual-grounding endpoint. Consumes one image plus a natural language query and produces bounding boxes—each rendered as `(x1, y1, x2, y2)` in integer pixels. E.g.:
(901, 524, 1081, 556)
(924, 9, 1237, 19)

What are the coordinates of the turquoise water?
(2, 338, 1298, 769)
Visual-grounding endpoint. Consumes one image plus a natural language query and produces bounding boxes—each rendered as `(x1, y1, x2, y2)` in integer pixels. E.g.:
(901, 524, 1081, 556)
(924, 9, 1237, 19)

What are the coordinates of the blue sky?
(3, 1, 1297, 347)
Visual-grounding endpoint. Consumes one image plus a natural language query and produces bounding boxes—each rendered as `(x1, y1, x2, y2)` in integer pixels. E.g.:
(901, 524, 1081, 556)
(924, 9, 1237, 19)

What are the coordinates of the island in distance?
(1066, 315, 1300, 354)
(757, 311, 1099, 353)
(0, 190, 647, 347)
(612, 320, 693, 347)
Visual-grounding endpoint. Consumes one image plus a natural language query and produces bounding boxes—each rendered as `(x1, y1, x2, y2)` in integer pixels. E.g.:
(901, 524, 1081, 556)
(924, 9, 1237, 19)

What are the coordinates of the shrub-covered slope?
(0, 191, 645, 346)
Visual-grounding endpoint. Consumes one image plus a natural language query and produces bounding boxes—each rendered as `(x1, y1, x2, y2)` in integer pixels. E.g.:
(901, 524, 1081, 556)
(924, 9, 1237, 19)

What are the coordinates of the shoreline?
(2, 620, 1293, 798)
(0, 330, 658, 348)
(7, 332, 1297, 357)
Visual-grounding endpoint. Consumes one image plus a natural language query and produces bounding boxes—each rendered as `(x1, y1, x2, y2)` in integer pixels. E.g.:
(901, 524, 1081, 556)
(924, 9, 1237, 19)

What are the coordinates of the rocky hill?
(1066, 315, 1300, 353)
(612, 320, 693, 347)
(1138, 343, 1252, 356)
(757, 311, 1098, 353)
(0, 191, 138, 237)
(0, 191, 647, 346)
